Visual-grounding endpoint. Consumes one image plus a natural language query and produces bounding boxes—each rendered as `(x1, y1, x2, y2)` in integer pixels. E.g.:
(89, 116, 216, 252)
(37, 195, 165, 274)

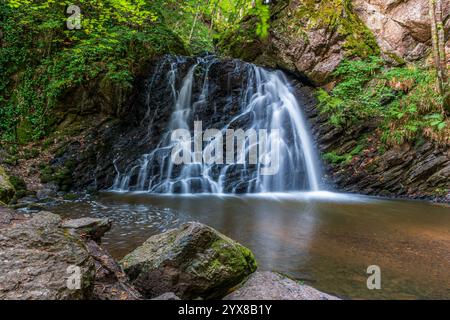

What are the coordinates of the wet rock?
(224, 272, 340, 300)
(85, 240, 142, 300)
(0, 166, 15, 204)
(0, 211, 96, 299)
(36, 188, 57, 201)
(0, 205, 28, 228)
(121, 222, 257, 299)
(62, 217, 112, 242)
(151, 292, 181, 300)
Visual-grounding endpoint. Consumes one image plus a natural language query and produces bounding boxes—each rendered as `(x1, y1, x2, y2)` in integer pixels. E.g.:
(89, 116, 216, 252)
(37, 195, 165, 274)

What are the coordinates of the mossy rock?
(121, 222, 257, 299)
(0, 166, 15, 204)
(9, 176, 27, 199)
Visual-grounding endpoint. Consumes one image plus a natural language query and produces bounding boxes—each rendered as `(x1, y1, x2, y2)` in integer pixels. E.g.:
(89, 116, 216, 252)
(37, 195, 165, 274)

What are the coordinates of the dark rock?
(36, 188, 57, 200)
(121, 222, 257, 299)
(62, 217, 112, 242)
(224, 272, 340, 300)
(85, 240, 142, 300)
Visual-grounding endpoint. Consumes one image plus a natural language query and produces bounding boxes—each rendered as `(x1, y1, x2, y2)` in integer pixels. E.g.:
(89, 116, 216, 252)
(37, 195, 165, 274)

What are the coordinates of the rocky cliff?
(221, 0, 450, 84)
(219, 0, 450, 201)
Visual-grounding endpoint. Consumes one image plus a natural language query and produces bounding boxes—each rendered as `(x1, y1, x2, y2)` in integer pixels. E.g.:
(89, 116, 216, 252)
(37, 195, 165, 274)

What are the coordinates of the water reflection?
(46, 192, 450, 299)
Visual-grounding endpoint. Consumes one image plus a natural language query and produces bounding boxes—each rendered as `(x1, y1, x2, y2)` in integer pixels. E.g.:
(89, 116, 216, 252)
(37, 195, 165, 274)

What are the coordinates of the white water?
(112, 56, 322, 193)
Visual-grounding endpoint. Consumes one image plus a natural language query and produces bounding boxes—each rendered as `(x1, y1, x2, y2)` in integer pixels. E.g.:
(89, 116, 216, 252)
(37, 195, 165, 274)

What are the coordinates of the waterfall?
(112, 55, 322, 193)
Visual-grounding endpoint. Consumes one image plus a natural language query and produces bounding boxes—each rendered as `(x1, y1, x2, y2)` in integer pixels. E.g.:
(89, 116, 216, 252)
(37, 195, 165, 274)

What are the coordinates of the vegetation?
(317, 57, 450, 149)
(0, 0, 270, 143)
(293, 0, 379, 58)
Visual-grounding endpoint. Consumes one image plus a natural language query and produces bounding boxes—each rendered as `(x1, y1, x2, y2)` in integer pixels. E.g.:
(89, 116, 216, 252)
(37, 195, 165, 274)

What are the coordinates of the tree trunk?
(430, 0, 449, 114)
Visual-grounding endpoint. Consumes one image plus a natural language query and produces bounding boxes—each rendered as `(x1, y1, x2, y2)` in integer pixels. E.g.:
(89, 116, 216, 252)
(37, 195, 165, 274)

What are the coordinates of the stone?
(151, 292, 181, 300)
(121, 222, 257, 299)
(0, 166, 15, 204)
(61, 217, 112, 241)
(84, 240, 142, 300)
(0, 204, 27, 228)
(0, 211, 96, 299)
(352, 0, 450, 61)
(36, 188, 57, 200)
(224, 272, 340, 300)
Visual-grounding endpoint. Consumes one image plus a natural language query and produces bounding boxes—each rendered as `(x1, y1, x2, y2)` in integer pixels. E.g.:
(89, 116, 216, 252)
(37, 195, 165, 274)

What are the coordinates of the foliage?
(318, 57, 450, 148)
(0, 0, 270, 143)
(0, 0, 184, 142)
(324, 144, 364, 165)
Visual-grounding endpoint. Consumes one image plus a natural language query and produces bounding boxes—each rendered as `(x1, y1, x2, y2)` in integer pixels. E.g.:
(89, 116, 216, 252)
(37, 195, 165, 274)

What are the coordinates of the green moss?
(211, 238, 257, 274)
(39, 159, 76, 191)
(9, 175, 27, 199)
(63, 193, 79, 201)
(0, 166, 15, 203)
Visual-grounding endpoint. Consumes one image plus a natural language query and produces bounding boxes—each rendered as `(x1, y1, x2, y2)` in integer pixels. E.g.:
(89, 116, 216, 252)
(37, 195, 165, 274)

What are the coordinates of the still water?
(47, 191, 450, 299)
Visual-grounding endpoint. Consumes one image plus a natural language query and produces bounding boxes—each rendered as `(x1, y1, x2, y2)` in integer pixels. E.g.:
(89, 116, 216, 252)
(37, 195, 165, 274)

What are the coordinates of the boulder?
(61, 217, 112, 242)
(352, 0, 450, 61)
(84, 239, 142, 300)
(0, 211, 96, 299)
(224, 272, 340, 300)
(0, 166, 15, 204)
(121, 222, 257, 299)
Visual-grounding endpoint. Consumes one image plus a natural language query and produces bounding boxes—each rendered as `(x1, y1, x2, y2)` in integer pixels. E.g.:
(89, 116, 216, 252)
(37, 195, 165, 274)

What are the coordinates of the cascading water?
(112, 55, 322, 194)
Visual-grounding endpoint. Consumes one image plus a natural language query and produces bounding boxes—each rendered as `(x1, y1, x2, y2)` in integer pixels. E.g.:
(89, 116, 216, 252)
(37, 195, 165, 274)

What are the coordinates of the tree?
(429, 0, 449, 114)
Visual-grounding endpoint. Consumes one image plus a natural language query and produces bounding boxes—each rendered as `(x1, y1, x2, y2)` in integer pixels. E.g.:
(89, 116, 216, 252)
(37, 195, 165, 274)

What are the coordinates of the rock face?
(0, 211, 96, 299)
(121, 222, 258, 299)
(50, 54, 448, 200)
(224, 272, 340, 300)
(352, 0, 450, 61)
(300, 88, 450, 200)
(222, 0, 449, 84)
(0, 166, 15, 204)
(220, 0, 349, 85)
(55, 55, 317, 192)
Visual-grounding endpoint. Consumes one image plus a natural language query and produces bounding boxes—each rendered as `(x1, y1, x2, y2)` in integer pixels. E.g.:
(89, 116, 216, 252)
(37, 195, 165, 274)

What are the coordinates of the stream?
(46, 191, 450, 300)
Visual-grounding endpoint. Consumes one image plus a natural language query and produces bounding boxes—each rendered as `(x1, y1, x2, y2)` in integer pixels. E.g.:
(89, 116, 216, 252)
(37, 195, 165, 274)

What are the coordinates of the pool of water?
(46, 191, 450, 300)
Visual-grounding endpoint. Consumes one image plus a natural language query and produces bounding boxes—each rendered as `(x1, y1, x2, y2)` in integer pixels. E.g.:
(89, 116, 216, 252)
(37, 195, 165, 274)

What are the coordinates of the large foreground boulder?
(224, 272, 340, 300)
(121, 222, 258, 299)
(0, 211, 96, 299)
(0, 209, 140, 300)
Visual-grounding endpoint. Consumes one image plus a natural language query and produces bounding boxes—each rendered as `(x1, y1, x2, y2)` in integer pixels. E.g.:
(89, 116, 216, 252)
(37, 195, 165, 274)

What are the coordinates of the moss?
(39, 159, 76, 191)
(211, 238, 257, 274)
(63, 193, 79, 201)
(9, 175, 27, 199)
(0, 166, 15, 203)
